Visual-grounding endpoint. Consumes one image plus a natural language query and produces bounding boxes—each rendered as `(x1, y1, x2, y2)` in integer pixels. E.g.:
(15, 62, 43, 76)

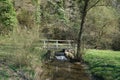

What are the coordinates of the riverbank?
(1, 45, 120, 80)
(0, 45, 45, 79)
(83, 49, 120, 80)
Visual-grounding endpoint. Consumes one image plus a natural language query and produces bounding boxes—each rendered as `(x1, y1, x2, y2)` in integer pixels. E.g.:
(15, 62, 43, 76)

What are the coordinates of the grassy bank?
(83, 49, 120, 80)
(0, 44, 46, 80)
(0, 26, 47, 79)
(0, 32, 46, 79)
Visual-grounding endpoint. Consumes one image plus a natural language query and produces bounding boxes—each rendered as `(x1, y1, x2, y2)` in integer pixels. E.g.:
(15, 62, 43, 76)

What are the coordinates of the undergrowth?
(0, 27, 46, 79)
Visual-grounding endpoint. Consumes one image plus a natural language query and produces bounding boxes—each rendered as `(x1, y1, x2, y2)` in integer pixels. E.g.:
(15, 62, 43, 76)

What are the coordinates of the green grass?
(83, 49, 120, 80)
(0, 25, 45, 79)
(0, 44, 46, 79)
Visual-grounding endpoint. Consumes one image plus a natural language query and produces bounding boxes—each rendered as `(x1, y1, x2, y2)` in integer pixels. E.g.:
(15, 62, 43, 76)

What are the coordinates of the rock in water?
(55, 56, 67, 61)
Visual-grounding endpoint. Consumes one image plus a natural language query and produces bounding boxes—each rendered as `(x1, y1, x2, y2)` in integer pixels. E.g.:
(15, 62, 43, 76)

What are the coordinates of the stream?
(40, 61, 92, 80)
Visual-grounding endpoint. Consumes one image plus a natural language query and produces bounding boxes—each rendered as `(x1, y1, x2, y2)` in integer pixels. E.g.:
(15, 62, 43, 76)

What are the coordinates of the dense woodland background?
(0, 0, 120, 51)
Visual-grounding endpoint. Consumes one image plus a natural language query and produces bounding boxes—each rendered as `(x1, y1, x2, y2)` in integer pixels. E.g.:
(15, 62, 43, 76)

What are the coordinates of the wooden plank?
(43, 47, 73, 49)
(39, 39, 74, 42)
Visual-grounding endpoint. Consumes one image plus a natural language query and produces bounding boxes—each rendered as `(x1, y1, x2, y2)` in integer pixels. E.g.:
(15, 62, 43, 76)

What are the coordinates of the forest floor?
(83, 49, 120, 80)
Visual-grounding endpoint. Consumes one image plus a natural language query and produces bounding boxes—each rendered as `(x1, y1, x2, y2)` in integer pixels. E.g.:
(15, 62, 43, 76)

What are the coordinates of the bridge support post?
(68, 40, 71, 48)
(43, 40, 46, 48)
(56, 40, 58, 49)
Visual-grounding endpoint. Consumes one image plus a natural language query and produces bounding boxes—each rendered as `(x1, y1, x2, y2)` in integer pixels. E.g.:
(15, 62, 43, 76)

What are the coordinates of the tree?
(40, 0, 69, 39)
(111, 0, 120, 51)
(76, 0, 90, 59)
(76, 0, 120, 59)
(84, 6, 119, 49)
(76, 0, 101, 59)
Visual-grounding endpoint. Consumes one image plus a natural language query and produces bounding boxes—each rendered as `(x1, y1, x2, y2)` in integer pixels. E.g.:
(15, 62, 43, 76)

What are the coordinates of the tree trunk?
(76, 0, 89, 59)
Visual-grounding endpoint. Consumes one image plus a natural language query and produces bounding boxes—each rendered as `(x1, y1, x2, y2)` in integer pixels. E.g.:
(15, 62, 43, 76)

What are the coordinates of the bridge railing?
(39, 39, 76, 50)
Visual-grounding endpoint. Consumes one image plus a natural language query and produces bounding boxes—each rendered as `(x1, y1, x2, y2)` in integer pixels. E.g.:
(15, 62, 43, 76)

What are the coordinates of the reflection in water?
(40, 61, 91, 80)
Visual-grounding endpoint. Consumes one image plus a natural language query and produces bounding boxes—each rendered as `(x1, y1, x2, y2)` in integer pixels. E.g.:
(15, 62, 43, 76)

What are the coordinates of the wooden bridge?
(39, 39, 76, 50)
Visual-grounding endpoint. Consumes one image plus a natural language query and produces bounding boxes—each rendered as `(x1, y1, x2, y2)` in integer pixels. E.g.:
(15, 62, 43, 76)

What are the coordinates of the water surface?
(41, 61, 91, 80)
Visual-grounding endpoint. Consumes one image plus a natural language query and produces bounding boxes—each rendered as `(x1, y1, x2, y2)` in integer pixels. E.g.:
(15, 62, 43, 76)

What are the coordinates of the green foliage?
(84, 6, 119, 49)
(35, 5, 41, 24)
(0, 0, 17, 34)
(31, 0, 39, 5)
(0, 21, 44, 78)
(0, 38, 45, 79)
(41, 0, 67, 23)
(83, 49, 120, 80)
(17, 9, 35, 29)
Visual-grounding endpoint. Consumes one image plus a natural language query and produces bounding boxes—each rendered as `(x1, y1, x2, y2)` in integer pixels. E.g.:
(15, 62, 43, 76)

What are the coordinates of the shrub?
(0, 0, 17, 34)
(112, 33, 120, 51)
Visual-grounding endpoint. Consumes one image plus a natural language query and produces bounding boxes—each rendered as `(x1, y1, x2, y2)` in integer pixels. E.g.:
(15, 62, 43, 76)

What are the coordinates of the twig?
(87, 0, 101, 11)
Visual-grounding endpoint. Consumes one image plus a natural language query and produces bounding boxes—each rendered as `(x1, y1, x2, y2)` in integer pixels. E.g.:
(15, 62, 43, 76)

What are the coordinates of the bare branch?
(94, 4, 111, 7)
(87, 0, 101, 11)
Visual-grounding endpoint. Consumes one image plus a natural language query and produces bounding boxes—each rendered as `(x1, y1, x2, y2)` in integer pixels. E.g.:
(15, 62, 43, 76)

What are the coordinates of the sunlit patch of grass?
(83, 49, 120, 80)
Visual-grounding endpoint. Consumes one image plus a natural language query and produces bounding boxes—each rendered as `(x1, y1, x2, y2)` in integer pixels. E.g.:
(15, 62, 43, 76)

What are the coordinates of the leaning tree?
(76, 0, 104, 59)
